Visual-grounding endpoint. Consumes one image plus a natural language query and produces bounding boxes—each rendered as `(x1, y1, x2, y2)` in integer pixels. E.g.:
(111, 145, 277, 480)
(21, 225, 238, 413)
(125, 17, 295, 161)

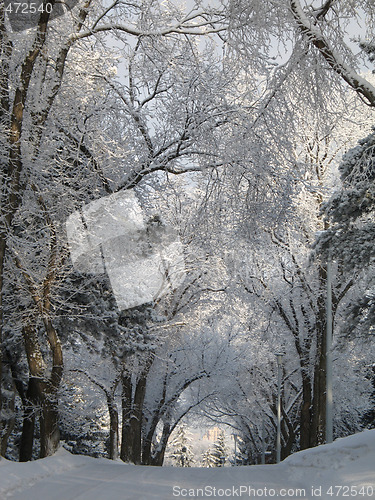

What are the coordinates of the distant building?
(203, 427, 222, 442)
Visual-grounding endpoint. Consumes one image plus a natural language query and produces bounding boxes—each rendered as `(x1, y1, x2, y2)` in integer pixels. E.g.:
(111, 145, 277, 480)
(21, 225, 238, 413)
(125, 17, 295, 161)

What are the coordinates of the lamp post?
(261, 419, 265, 465)
(275, 353, 284, 463)
(326, 257, 333, 444)
(232, 433, 238, 466)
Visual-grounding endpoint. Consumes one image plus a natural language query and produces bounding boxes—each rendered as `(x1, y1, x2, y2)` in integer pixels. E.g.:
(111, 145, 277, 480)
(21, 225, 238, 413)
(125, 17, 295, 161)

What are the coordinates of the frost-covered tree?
(197, 84, 374, 457)
(316, 125, 375, 339)
(167, 425, 195, 467)
(2, 0, 375, 464)
(0, 0, 234, 459)
(201, 447, 217, 468)
(210, 431, 228, 467)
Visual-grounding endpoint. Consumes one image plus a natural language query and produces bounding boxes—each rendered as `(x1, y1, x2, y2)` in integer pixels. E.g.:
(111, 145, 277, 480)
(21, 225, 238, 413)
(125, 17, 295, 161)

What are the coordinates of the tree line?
(0, 0, 374, 464)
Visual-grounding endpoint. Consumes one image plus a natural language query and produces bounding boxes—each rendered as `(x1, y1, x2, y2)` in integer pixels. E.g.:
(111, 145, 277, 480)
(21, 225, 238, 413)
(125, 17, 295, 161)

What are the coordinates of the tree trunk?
(311, 342, 326, 447)
(121, 356, 153, 464)
(120, 374, 132, 462)
(40, 392, 60, 458)
(0, 377, 16, 458)
(310, 265, 328, 448)
(19, 377, 41, 462)
(129, 372, 148, 464)
(142, 426, 155, 466)
(299, 376, 312, 450)
(150, 421, 171, 466)
(0, 15, 12, 439)
(107, 397, 119, 460)
(281, 403, 296, 460)
(121, 372, 148, 465)
(0, 4, 54, 454)
(21, 318, 63, 459)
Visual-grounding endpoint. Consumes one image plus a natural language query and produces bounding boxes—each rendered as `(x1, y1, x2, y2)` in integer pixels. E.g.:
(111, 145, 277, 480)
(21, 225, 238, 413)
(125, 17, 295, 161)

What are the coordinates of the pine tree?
(316, 128, 375, 337)
(211, 431, 228, 467)
(168, 426, 195, 467)
(201, 447, 217, 468)
(318, 128, 375, 272)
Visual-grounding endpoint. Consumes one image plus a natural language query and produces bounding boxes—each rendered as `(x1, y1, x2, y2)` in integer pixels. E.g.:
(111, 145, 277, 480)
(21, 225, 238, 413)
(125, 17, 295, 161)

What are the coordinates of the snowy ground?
(1, 430, 374, 500)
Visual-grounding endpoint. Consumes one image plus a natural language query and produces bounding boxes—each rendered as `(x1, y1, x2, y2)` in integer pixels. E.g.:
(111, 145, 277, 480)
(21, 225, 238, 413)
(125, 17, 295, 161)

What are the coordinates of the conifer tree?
(168, 426, 195, 467)
(211, 431, 228, 467)
(201, 447, 217, 468)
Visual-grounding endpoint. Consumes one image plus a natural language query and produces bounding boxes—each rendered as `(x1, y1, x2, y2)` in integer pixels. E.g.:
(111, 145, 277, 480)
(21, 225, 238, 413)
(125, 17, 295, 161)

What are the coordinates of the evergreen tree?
(201, 447, 217, 468)
(318, 128, 375, 272)
(168, 426, 195, 467)
(211, 431, 228, 467)
(316, 128, 375, 337)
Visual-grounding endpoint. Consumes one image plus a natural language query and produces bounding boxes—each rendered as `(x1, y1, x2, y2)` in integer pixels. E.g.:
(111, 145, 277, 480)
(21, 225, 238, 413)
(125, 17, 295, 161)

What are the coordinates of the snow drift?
(0, 430, 374, 499)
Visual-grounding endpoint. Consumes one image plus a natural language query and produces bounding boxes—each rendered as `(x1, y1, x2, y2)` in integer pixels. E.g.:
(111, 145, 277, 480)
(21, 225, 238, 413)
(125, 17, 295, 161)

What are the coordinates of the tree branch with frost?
(313, 0, 335, 21)
(100, 75, 154, 157)
(290, 0, 375, 106)
(28, 0, 95, 159)
(57, 126, 113, 194)
(11, 184, 59, 316)
(70, 9, 228, 42)
(69, 368, 121, 399)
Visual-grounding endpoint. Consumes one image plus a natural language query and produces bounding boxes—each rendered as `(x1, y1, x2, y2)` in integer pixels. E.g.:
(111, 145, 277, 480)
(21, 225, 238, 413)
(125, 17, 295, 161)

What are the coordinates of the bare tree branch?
(290, 0, 375, 106)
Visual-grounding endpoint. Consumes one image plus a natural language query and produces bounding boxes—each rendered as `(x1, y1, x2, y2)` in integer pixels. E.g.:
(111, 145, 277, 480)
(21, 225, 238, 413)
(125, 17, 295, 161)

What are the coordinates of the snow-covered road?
(1, 430, 374, 500)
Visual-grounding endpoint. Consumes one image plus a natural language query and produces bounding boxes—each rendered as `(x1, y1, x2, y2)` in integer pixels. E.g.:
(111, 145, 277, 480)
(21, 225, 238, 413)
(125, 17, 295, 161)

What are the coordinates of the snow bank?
(1, 431, 374, 499)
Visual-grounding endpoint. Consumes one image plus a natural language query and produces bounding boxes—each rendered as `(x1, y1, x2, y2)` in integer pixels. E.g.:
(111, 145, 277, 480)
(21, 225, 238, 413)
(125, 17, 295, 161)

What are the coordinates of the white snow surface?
(0, 430, 374, 499)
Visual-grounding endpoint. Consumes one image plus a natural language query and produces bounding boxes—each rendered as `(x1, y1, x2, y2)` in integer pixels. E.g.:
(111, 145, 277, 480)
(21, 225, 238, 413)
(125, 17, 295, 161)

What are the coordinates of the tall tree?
(0, 0, 231, 457)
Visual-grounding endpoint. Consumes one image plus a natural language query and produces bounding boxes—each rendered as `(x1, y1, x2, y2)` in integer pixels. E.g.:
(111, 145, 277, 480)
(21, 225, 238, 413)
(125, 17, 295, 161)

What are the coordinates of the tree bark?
(19, 377, 41, 462)
(107, 396, 119, 460)
(310, 264, 328, 447)
(40, 392, 60, 458)
(150, 421, 171, 466)
(39, 320, 63, 458)
(0, 6, 12, 439)
(19, 314, 63, 459)
(120, 356, 153, 464)
(0, 374, 16, 457)
(120, 374, 132, 462)
(299, 376, 312, 450)
(129, 371, 148, 464)
(0, 4, 53, 450)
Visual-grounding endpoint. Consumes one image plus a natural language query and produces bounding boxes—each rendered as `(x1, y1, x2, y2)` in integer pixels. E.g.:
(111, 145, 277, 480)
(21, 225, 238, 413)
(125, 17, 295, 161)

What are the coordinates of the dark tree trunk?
(19, 377, 40, 462)
(0, 14, 12, 437)
(129, 372, 148, 464)
(281, 404, 296, 460)
(311, 344, 327, 447)
(150, 422, 171, 466)
(20, 319, 63, 459)
(40, 392, 60, 458)
(310, 265, 328, 448)
(19, 410, 36, 462)
(121, 372, 148, 465)
(107, 397, 119, 460)
(299, 377, 312, 450)
(0, 376, 16, 457)
(120, 374, 132, 462)
(39, 320, 63, 458)
(121, 356, 154, 465)
(142, 426, 155, 466)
